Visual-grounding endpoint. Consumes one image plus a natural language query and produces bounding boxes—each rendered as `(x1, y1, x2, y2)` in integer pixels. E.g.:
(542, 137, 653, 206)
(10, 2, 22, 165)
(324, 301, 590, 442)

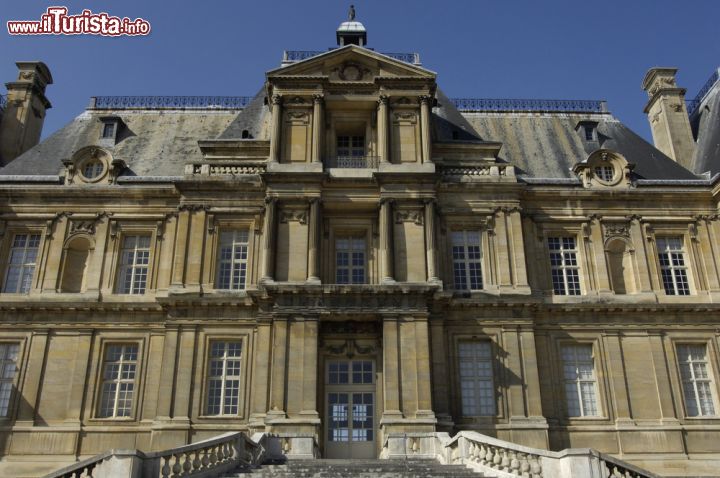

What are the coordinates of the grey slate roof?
(459, 110, 697, 180)
(691, 86, 720, 176)
(0, 85, 700, 181)
(0, 107, 241, 177)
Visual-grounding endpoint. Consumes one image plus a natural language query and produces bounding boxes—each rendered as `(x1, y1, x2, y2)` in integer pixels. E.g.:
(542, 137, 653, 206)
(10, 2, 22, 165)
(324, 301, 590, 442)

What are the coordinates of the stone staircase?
(223, 459, 483, 477)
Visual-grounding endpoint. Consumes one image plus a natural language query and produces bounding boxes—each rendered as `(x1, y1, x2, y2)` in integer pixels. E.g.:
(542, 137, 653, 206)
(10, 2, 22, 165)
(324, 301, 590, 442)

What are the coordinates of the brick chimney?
(642, 67, 695, 170)
(0, 62, 53, 166)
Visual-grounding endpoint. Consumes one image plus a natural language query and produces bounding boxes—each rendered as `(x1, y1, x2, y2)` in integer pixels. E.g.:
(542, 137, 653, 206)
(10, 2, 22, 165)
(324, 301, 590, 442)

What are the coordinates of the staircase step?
(222, 459, 483, 477)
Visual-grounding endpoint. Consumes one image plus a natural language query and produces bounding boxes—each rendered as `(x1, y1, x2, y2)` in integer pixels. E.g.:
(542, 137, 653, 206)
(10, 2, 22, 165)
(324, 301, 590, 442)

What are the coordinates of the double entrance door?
(324, 359, 376, 458)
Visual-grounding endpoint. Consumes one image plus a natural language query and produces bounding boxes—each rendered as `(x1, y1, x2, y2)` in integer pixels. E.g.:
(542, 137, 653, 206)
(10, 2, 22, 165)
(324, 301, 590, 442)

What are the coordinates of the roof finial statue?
(348, 5, 356, 21)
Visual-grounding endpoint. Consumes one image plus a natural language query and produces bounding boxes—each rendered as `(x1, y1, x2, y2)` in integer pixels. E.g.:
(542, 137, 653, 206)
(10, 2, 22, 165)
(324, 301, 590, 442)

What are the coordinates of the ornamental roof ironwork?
(450, 98, 608, 113)
(89, 96, 253, 110)
(687, 67, 719, 117)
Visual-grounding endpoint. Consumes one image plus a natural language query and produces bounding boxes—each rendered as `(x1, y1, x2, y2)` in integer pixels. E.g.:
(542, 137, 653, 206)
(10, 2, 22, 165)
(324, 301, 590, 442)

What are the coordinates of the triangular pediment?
(266, 45, 436, 81)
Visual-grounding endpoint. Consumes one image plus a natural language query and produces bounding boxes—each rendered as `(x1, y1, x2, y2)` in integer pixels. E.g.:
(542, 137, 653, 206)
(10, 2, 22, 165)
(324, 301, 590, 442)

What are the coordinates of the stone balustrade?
(43, 432, 276, 478)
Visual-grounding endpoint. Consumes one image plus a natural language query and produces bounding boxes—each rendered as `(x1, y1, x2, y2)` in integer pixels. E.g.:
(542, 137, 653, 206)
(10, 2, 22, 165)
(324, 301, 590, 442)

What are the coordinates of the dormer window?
(99, 116, 124, 143)
(576, 120, 599, 142)
(102, 123, 115, 139)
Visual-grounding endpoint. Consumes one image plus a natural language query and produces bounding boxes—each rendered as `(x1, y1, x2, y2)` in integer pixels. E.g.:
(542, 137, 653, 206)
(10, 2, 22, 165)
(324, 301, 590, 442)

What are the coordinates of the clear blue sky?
(2, 0, 719, 141)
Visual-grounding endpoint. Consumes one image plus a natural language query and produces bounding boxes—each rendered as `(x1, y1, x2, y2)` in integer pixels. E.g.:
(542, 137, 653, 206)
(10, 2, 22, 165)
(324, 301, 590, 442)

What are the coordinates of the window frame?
(198, 333, 249, 420)
(655, 235, 692, 296)
(214, 229, 251, 291)
(450, 230, 484, 291)
(205, 340, 244, 417)
(547, 235, 582, 296)
(95, 342, 142, 420)
(108, 225, 157, 296)
(560, 343, 602, 418)
(0, 342, 22, 419)
(457, 340, 496, 417)
(1, 231, 43, 295)
(334, 233, 368, 285)
(674, 342, 719, 418)
(114, 234, 152, 295)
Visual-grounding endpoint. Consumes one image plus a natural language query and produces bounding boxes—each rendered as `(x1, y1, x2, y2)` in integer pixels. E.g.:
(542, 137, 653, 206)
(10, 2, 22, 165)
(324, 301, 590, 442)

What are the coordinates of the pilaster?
(307, 199, 321, 283)
(269, 94, 282, 163)
(311, 94, 323, 164)
(424, 199, 439, 283)
(261, 197, 277, 282)
(16, 330, 48, 424)
(377, 95, 389, 163)
(380, 198, 395, 283)
(419, 95, 432, 163)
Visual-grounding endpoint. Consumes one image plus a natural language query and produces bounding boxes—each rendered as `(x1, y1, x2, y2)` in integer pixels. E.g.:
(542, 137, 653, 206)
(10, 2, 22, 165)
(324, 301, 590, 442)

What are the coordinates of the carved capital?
(377, 94, 389, 107)
(312, 93, 324, 104)
(419, 95, 431, 105)
(395, 210, 424, 225)
(279, 210, 308, 225)
(271, 94, 282, 105)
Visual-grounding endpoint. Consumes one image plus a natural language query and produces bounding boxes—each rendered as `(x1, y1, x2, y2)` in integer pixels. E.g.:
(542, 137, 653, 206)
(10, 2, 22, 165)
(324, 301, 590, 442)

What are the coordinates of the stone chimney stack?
(642, 67, 695, 170)
(0, 62, 53, 166)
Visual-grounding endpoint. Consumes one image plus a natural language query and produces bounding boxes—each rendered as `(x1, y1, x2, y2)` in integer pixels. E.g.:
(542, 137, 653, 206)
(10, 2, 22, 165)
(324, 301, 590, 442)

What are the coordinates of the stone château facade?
(0, 16, 719, 478)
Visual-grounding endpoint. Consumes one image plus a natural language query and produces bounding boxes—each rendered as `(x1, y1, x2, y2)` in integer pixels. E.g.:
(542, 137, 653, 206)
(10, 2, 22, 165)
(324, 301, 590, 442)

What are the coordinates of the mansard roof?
(690, 73, 720, 176)
(0, 68, 699, 182)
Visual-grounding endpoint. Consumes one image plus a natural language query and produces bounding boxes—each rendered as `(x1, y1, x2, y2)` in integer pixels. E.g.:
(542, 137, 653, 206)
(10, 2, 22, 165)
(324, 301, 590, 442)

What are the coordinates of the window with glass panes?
(335, 236, 366, 284)
(458, 341, 495, 416)
(3, 233, 40, 294)
(216, 230, 249, 290)
(0, 343, 19, 417)
(206, 341, 242, 415)
(337, 135, 364, 157)
(561, 344, 600, 417)
(677, 344, 717, 417)
(657, 237, 690, 295)
(98, 344, 138, 418)
(548, 236, 581, 295)
(451, 230, 483, 290)
(116, 235, 151, 294)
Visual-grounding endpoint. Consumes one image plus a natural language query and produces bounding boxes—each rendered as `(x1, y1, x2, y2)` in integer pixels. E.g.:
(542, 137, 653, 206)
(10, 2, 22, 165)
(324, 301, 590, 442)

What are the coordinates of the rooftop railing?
(687, 67, 720, 116)
(450, 98, 607, 113)
(283, 50, 421, 65)
(90, 96, 253, 110)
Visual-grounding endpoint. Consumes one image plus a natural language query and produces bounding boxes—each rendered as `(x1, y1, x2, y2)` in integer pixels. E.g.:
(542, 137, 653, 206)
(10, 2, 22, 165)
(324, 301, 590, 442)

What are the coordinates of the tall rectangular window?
(458, 341, 495, 416)
(116, 235, 151, 294)
(562, 344, 599, 417)
(548, 236, 581, 295)
(677, 344, 717, 417)
(336, 236, 366, 284)
(3, 233, 41, 294)
(206, 341, 242, 415)
(216, 230, 249, 290)
(452, 230, 483, 290)
(657, 237, 690, 295)
(99, 344, 138, 418)
(0, 343, 20, 417)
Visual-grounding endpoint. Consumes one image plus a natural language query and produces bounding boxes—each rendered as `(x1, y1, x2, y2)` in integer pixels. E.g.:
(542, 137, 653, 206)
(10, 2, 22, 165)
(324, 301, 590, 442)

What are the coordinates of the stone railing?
(44, 432, 275, 478)
(441, 431, 660, 478)
(185, 163, 267, 176)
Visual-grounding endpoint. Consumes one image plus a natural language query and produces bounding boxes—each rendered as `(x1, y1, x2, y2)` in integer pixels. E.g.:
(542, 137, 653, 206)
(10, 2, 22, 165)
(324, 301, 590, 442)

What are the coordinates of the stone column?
(311, 94, 323, 164)
(249, 319, 272, 430)
(261, 197, 277, 282)
(171, 208, 191, 288)
(382, 316, 402, 417)
(414, 317, 434, 416)
(424, 199, 439, 283)
(380, 198, 395, 283)
(602, 332, 632, 422)
(307, 198, 321, 283)
(419, 95, 432, 163)
(268, 318, 289, 416)
(16, 330, 49, 424)
(268, 94, 282, 163)
(429, 316, 453, 429)
(377, 95, 389, 163)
